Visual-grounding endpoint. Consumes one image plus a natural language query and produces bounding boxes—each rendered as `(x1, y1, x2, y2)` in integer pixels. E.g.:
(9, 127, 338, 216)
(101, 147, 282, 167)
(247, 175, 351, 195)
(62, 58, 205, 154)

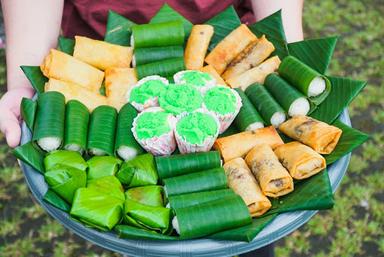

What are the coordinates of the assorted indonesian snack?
(14, 5, 368, 243)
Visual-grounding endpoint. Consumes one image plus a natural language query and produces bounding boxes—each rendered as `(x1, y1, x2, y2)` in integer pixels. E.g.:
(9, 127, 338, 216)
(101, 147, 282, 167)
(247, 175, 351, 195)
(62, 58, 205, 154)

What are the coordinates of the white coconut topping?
(288, 97, 310, 117)
(245, 122, 265, 131)
(308, 77, 326, 97)
(131, 55, 136, 68)
(270, 112, 286, 127)
(130, 34, 135, 48)
(64, 144, 83, 153)
(117, 146, 137, 161)
(38, 137, 61, 152)
(172, 216, 180, 235)
(89, 148, 106, 156)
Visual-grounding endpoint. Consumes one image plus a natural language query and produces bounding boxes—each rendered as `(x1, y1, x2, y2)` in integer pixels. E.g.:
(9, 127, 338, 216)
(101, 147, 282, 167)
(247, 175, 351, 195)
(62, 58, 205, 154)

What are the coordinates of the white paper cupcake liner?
(132, 107, 177, 156)
(174, 109, 220, 154)
(126, 75, 169, 112)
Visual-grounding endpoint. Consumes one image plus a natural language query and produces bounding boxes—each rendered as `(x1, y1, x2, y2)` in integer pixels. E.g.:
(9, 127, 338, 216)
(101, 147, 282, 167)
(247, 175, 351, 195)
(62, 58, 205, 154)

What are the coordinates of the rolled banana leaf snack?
(279, 116, 342, 154)
(155, 151, 221, 179)
(87, 105, 117, 156)
(245, 83, 286, 127)
(64, 100, 90, 153)
(234, 88, 264, 131)
(274, 141, 326, 180)
(33, 91, 65, 152)
(264, 74, 310, 117)
(133, 46, 184, 67)
(245, 144, 294, 198)
(131, 21, 185, 48)
(223, 158, 272, 217)
(135, 57, 186, 79)
(278, 56, 331, 105)
(115, 103, 144, 161)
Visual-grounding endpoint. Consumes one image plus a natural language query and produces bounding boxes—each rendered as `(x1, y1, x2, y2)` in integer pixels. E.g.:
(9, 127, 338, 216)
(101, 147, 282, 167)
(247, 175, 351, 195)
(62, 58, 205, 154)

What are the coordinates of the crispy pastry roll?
(226, 56, 281, 90)
(41, 49, 104, 92)
(105, 68, 138, 110)
(185, 25, 214, 70)
(213, 126, 284, 162)
(222, 35, 275, 80)
(245, 144, 294, 198)
(223, 158, 271, 217)
(73, 36, 133, 70)
(279, 116, 342, 154)
(45, 78, 107, 112)
(274, 141, 326, 180)
(200, 65, 227, 86)
(205, 24, 257, 74)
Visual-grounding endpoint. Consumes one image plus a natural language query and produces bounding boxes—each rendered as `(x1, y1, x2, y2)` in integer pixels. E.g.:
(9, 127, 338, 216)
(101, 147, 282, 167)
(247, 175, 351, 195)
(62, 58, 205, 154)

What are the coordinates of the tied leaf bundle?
(87, 156, 122, 181)
(43, 189, 71, 212)
(44, 150, 88, 172)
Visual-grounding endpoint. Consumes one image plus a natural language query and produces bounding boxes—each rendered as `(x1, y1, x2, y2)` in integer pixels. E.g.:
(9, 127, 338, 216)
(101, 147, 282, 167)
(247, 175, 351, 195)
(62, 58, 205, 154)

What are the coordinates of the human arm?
(251, 0, 304, 43)
(0, 0, 64, 147)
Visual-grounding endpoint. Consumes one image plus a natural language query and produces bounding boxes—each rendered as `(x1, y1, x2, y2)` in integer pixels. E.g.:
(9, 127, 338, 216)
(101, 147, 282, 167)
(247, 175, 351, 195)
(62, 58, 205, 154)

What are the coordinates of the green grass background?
(0, 0, 383, 256)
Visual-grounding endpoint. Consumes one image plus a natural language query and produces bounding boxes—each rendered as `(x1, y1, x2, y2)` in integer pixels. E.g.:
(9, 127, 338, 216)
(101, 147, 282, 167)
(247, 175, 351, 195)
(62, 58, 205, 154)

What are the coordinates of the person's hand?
(0, 87, 35, 147)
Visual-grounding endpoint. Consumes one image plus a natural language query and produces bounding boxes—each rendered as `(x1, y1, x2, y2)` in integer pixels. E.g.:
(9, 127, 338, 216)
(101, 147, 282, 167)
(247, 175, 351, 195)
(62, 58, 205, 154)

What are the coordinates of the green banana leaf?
(125, 185, 165, 207)
(13, 142, 45, 173)
(163, 167, 227, 196)
(325, 120, 369, 165)
(45, 164, 87, 203)
(116, 154, 158, 188)
(104, 10, 135, 46)
(71, 176, 125, 231)
(219, 123, 239, 138)
(116, 225, 177, 240)
(265, 170, 333, 215)
(44, 150, 87, 172)
(20, 66, 48, 94)
(57, 36, 75, 55)
(43, 189, 71, 212)
(174, 195, 251, 239)
(168, 189, 235, 210)
(310, 76, 367, 124)
(209, 214, 278, 242)
(287, 36, 338, 74)
(20, 98, 37, 131)
(87, 156, 122, 181)
(150, 3, 193, 37)
(123, 199, 171, 234)
(64, 100, 89, 153)
(205, 5, 241, 51)
(248, 10, 289, 59)
(155, 151, 221, 179)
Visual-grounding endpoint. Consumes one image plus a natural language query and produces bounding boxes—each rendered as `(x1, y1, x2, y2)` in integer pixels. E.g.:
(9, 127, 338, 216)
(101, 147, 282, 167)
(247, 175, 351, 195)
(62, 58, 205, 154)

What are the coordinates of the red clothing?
(62, 0, 255, 39)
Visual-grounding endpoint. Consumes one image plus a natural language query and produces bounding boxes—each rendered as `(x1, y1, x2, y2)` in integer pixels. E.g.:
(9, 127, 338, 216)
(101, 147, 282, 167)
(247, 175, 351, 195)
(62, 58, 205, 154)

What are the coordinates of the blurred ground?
(0, 0, 383, 256)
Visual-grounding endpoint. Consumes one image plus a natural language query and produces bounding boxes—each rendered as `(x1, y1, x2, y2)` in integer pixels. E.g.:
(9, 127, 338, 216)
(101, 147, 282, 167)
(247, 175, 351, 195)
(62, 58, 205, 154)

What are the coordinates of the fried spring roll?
(226, 56, 281, 90)
(200, 65, 227, 86)
(185, 25, 214, 70)
(73, 36, 133, 70)
(105, 68, 138, 110)
(223, 158, 271, 217)
(274, 141, 326, 180)
(45, 78, 107, 112)
(41, 49, 104, 92)
(279, 116, 342, 154)
(213, 126, 284, 162)
(205, 24, 257, 74)
(245, 144, 294, 198)
(222, 35, 275, 80)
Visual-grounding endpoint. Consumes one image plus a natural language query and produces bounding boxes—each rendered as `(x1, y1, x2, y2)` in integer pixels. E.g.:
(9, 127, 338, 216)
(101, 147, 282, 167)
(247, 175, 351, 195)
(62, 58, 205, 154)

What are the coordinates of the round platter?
(19, 109, 351, 257)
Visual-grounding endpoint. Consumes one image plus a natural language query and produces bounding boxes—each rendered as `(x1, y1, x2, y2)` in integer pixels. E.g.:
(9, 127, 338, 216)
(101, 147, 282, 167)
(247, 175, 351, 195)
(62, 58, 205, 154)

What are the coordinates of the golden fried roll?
(274, 142, 326, 180)
(185, 25, 214, 70)
(200, 65, 227, 86)
(45, 79, 107, 112)
(222, 35, 275, 80)
(41, 49, 104, 92)
(224, 158, 271, 217)
(214, 126, 284, 162)
(279, 116, 342, 154)
(205, 24, 257, 74)
(245, 144, 294, 198)
(105, 68, 137, 110)
(73, 36, 133, 70)
(226, 56, 281, 90)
